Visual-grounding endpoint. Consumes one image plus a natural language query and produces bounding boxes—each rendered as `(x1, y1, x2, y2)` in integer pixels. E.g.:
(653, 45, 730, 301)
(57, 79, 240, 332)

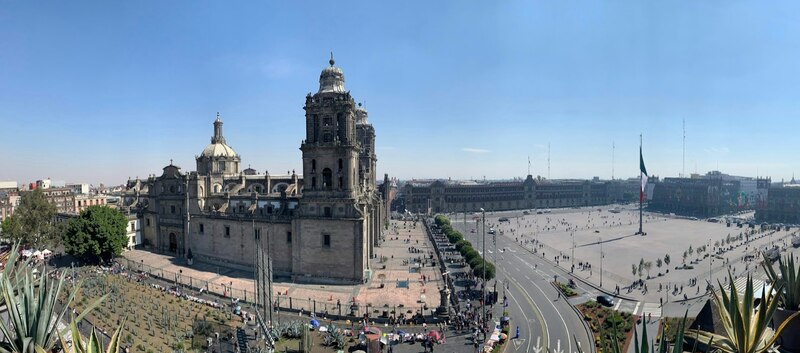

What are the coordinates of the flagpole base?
(635, 231, 647, 236)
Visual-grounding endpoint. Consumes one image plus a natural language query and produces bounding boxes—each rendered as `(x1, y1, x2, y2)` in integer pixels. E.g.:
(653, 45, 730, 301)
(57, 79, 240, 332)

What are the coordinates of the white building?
(124, 215, 142, 250)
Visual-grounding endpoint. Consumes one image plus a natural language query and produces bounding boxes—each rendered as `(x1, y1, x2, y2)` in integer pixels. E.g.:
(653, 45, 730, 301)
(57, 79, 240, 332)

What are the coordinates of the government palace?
(122, 56, 388, 283)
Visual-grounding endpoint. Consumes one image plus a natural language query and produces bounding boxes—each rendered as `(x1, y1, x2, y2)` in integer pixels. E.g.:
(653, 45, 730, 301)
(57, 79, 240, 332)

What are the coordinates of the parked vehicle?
(597, 295, 614, 307)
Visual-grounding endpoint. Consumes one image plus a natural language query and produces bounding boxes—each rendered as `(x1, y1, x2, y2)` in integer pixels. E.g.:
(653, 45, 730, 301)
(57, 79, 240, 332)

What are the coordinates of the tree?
(0, 189, 58, 248)
(664, 254, 671, 266)
(638, 258, 645, 279)
(473, 261, 496, 281)
(688, 245, 694, 257)
(64, 206, 128, 264)
(632, 264, 637, 277)
(683, 251, 688, 264)
(656, 258, 663, 269)
(643, 261, 652, 278)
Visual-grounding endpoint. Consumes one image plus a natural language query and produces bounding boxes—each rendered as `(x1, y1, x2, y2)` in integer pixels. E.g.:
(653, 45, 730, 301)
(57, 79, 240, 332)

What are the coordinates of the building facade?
(401, 175, 636, 214)
(649, 171, 769, 218)
(756, 185, 800, 223)
(122, 57, 385, 283)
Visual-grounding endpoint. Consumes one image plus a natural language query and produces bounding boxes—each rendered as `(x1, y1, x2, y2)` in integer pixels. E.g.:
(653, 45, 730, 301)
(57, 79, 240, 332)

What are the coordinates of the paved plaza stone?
(122, 219, 444, 315)
(452, 205, 800, 303)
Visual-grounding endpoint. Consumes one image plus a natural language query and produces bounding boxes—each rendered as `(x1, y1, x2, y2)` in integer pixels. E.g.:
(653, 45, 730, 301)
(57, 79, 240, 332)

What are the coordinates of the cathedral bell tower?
(300, 54, 360, 204)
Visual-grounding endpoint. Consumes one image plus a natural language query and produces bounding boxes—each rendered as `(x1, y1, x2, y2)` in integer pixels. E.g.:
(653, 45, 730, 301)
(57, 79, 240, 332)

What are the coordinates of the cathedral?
(123, 56, 386, 283)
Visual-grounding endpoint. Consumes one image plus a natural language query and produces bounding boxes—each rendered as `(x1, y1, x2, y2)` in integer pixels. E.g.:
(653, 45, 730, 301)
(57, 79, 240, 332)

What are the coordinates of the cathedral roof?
(200, 113, 238, 159)
(356, 102, 369, 125)
(319, 53, 345, 94)
(201, 142, 238, 159)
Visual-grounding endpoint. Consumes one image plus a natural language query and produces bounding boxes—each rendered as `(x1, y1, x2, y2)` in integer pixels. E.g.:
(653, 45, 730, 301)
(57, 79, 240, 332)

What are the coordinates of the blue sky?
(1, 1, 799, 185)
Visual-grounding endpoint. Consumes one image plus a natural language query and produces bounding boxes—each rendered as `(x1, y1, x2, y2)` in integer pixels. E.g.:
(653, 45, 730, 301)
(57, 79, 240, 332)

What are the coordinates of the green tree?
(656, 258, 663, 269)
(0, 189, 59, 247)
(64, 206, 128, 263)
(472, 261, 496, 281)
(664, 254, 671, 266)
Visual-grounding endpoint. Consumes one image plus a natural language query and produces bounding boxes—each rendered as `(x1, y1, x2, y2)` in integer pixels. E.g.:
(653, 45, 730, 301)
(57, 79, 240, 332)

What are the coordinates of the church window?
(170, 205, 175, 214)
(199, 223, 204, 234)
(339, 176, 343, 189)
(170, 185, 176, 193)
(312, 177, 316, 189)
(146, 218, 151, 226)
(254, 228, 260, 240)
(324, 207, 332, 217)
(218, 161, 226, 172)
(225, 226, 231, 238)
(323, 133, 332, 143)
(323, 116, 332, 126)
(311, 159, 316, 172)
(323, 234, 331, 247)
(287, 231, 292, 243)
(338, 158, 343, 171)
(322, 168, 333, 191)
(267, 205, 273, 214)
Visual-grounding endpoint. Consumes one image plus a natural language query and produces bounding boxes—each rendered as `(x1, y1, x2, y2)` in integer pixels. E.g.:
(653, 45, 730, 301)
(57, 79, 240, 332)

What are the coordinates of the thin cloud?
(462, 147, 490, 154)
(704, 147, 730, 155)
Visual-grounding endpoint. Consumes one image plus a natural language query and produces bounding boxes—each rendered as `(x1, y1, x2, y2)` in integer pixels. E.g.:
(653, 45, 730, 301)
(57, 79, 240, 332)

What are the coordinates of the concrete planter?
(774, 307, 800, 353)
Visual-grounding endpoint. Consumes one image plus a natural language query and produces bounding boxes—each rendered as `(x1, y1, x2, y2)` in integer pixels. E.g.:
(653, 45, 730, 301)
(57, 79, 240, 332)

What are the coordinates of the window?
(225, 226, 231, 238)
(339, 176, 343, 189)
(171, 205, 176, 214)
(199, 223, 204, 234)
(311, 159, 316, 172)
(323, 133, 332, 143)
(322, 168, 333, 191)
(218, 161, 226, 172)
(146, 218, 151, 226)
(254, 228, 261, 240)
(323, 116, 332, 126)
(324, 207, 332, 217)
(323, 234, 331, 247)
(338, 158, 343, 171)
(287, 231, 292, 243)
(130, 222, 135, 231)
(312, 177, 316, 189)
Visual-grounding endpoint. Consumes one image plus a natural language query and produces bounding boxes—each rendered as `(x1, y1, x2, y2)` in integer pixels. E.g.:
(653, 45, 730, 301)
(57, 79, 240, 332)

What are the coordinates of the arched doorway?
(169, 233, 177, 253)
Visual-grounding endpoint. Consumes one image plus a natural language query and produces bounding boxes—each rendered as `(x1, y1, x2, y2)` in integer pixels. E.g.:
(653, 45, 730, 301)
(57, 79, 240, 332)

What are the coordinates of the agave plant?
(686, 272, 800, 353)
(45, 319, 123, 353)
(762, 252, 800, 310)
(0, 243, 107, 353)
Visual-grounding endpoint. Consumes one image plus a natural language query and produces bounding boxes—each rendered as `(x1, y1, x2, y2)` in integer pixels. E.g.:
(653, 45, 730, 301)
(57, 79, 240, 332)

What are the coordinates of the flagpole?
(639, 134, 644, 235)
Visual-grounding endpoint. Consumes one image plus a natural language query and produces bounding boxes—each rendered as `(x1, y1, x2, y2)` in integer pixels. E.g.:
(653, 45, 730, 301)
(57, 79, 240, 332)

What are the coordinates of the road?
(454, 221, 593, 353)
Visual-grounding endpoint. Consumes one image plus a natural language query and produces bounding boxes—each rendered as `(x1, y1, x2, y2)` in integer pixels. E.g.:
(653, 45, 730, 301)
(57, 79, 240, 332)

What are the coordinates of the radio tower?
(547, 143, 551, 179)
(612, 141, 615, 180)
(682, 119, 686, 178)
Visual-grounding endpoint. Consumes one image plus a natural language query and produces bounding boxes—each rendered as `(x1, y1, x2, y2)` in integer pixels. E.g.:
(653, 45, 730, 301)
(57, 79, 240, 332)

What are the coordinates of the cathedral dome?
(319, 53, 345, 93)
(201, 142, 237, 158)
(200, 113, 238, 158)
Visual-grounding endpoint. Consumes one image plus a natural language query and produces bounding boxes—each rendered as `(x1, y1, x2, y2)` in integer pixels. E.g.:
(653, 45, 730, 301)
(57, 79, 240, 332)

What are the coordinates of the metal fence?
(115, 258, 438, 323)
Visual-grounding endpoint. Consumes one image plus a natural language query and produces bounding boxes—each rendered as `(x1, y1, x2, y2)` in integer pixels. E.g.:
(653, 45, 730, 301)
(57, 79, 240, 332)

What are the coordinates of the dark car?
(597, 295, 614, 307)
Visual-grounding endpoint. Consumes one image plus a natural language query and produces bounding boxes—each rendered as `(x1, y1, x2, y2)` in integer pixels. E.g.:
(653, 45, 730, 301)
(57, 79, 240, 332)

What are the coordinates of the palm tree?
(686, 272, 800, 353)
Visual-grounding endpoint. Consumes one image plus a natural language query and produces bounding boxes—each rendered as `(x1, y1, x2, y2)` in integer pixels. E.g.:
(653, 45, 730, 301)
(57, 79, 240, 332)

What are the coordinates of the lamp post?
(571, 232, 575, 273)
(480, 207, 487, 337)
(599, 236, 603, 288)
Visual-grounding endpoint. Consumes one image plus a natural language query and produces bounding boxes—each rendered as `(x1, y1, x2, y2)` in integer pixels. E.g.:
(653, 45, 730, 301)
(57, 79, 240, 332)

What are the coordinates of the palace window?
(287, 231, 292, 243)
(224, 226, 231, 238)
(324, 207, 332, 217)
(199, 223, 204, 234)
(254, 228, 261, 240)
(170, 205, 175, 214)
(323, 234, 331, 248)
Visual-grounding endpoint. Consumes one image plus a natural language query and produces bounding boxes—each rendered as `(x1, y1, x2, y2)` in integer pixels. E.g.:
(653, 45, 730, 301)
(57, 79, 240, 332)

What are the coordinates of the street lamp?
(480, 207, 487, 337)
(599, 236, 603, 288)
(571, 232, 575, 273)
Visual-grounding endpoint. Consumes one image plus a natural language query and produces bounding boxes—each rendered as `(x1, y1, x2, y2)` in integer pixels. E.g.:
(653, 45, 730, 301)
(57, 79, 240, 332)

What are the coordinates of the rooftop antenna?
(611, 141, 615, 180)
(547, 142, 551, 179)
(527, 155, 531, 176)
(682, 118, 686, 178)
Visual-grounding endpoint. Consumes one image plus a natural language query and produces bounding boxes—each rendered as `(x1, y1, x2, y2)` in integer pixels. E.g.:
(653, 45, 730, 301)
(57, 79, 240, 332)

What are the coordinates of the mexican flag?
(640, 146, 648, 202)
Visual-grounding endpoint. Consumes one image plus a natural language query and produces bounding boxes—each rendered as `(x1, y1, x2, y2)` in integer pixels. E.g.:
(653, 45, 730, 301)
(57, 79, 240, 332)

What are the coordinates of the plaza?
(453, 205, 799, 302)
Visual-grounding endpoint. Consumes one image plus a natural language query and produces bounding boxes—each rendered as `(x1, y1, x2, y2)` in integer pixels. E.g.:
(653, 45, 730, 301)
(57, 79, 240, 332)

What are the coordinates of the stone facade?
(756, 186, 800, 223)
(650, 172, 769, 218)
(123, 56, 384, 283)
(402, 175, 635, 214)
